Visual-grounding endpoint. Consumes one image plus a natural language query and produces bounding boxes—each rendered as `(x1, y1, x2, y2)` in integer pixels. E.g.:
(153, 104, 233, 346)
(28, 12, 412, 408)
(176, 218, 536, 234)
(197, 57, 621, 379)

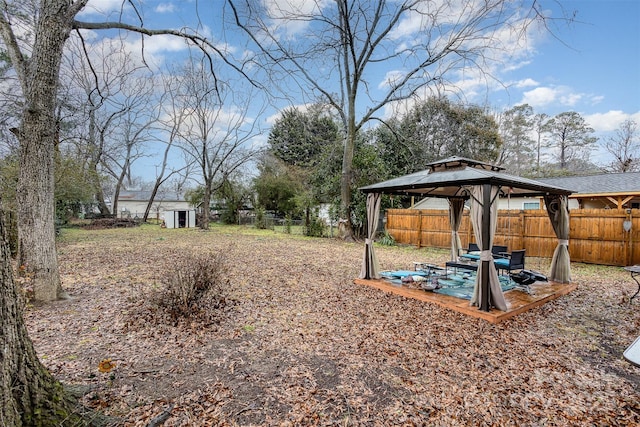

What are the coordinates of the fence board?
(385, 208, 640, 266)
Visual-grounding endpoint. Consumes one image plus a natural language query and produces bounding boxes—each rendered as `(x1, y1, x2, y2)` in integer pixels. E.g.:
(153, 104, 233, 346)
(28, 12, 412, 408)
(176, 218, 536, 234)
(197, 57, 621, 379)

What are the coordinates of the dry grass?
(23, 223, 640, 426)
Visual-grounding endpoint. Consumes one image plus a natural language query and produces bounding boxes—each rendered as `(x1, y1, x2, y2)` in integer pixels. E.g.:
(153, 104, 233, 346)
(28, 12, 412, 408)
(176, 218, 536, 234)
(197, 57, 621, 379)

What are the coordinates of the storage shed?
(164, 210, 196, 229)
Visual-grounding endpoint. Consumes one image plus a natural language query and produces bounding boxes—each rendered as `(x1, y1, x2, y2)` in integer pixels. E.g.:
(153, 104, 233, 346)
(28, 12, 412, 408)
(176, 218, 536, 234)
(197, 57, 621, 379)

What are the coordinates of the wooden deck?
(354, 277, 577, 323)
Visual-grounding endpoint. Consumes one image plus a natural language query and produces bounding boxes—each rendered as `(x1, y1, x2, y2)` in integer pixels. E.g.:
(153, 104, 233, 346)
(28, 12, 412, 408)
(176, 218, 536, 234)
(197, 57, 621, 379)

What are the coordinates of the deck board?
(354, 278, 577, 323)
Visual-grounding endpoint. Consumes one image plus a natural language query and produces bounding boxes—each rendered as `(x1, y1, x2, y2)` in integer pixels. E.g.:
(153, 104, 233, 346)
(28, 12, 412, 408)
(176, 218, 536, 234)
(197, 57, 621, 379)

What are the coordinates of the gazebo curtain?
(469, 185, 508, 311)
(448, 198, 465, 261)
(359, 192, 382, 280)
(544, 194, 571, 283)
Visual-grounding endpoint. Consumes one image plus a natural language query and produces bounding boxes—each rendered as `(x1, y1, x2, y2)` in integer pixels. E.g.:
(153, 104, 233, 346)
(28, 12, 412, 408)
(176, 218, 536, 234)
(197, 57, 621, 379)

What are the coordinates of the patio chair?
(459, 242, 480, 259)
(495, 249, 525, 276)
(492, 245, 508, 259)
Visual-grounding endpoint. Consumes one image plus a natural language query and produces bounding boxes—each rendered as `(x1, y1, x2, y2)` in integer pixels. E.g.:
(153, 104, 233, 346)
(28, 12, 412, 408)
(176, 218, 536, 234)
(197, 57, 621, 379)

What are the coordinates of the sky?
(505, 0, 640, 130)
(76, 0, 640, 179)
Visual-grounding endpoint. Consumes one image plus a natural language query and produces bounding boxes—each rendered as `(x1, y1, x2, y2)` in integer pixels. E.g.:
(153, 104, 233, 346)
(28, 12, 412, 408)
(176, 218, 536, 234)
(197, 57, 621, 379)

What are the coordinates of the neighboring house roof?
(117, 190, 187, 202)
(536, 172, 640, 196)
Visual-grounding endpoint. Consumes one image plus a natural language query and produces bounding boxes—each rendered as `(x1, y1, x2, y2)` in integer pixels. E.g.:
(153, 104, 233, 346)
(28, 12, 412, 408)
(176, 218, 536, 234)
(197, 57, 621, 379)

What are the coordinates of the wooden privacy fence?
(385, 208, 640, 266)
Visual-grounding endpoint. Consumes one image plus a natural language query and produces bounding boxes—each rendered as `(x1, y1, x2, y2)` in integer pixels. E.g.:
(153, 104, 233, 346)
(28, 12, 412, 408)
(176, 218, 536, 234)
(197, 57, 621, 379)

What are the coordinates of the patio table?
(445, 261, 478, 276)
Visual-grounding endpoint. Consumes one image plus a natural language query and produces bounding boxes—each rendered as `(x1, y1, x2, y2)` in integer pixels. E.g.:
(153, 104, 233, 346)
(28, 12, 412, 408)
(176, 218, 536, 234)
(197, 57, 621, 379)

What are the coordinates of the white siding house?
(117, 190, 192, 220)
(410, 172, 640, 211)
(412, 195, 578, 211)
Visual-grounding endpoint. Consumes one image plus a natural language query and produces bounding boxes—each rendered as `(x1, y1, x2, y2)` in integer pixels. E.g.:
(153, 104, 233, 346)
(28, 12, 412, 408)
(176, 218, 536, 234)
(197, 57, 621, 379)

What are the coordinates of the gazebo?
(359, 157, 574, 312)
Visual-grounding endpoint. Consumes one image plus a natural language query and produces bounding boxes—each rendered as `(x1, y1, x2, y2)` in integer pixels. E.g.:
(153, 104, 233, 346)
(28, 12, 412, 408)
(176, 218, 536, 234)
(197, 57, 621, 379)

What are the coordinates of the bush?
(303, 209, 326, 237)
(304, 216, 325, 237)
(155, 251, 230, 324)
(254, 207, 268, 229)
(378, 231, 396, 246)
(284, 214, 292, 234)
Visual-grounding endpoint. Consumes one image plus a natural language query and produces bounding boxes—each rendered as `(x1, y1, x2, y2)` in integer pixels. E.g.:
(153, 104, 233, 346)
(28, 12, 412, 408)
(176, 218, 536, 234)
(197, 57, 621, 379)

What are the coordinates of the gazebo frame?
(359, 157, 574, 312)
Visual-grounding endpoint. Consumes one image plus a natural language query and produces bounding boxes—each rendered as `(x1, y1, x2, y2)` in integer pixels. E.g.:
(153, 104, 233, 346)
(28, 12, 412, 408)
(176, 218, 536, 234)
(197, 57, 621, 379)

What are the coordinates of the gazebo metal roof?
(360, 156, 574, 198)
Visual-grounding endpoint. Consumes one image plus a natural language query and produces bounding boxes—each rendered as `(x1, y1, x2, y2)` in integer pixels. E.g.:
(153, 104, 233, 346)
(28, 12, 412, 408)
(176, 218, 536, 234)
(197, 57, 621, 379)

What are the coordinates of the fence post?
(417, 210, 422, 248)
(519, 210, 525, 252)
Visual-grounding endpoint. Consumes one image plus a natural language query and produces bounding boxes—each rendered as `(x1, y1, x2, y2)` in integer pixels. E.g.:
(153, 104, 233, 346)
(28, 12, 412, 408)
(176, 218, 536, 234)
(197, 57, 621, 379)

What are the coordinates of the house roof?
(360, 156, 574, 198)
(118, 190, 187, 202)
(537, 172, 640, 197)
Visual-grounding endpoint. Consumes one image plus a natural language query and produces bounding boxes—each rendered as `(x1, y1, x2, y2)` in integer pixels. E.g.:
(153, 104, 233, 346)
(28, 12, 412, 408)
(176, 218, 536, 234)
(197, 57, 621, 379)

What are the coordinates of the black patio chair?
(492, 245, 508, 258)
(467, 242, 480, 253)
(458, 242, 481, 260)
(496, 249, 525, 276)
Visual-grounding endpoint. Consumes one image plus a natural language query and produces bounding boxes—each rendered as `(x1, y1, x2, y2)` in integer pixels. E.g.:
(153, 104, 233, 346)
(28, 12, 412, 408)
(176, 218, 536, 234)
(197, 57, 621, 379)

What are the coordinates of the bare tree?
(0, 1, 251, 422)
(604, 119, 639, 172)
(100, 77, 156, 216)
(228, 0, 566, 238)
(142, 75, 190, 222)
(172, 58, 263, 229)
(61, 37, 148, 216)
(0, 0, 249, 303)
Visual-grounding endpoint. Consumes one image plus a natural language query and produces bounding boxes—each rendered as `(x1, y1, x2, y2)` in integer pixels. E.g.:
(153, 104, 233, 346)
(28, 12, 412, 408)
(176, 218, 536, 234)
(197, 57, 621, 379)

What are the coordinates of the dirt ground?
(24, 224, 640, 426)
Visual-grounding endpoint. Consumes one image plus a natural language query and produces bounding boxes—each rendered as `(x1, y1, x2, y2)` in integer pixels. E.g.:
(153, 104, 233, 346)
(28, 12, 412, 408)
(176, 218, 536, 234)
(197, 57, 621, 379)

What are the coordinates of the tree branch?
(72, 20, 260, 89)
(0, 6, 27, 94)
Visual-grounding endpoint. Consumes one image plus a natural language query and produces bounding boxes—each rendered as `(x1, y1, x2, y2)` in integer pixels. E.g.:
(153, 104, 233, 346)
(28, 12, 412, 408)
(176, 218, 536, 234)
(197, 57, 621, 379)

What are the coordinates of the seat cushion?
(494, 258, 510, 268)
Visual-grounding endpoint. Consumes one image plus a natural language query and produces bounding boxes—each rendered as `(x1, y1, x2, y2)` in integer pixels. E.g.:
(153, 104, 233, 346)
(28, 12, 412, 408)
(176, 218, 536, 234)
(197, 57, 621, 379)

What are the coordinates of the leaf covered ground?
(24, 224, 640, 426)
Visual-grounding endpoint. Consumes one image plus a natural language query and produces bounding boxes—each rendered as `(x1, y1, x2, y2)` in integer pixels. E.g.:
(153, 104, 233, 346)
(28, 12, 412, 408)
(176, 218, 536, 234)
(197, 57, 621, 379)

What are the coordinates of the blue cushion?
(494, 258, 510, 268)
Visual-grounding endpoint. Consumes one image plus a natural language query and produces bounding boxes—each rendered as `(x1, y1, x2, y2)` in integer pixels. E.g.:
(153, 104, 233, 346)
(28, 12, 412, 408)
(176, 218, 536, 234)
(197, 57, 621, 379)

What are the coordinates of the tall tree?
(266, 104, 341, 205)
(173, 58, 262, 230)
(0, 1, 251, 422)
(269, 105, 339, 169)
(228, 0, 564, 238)
(497, 104, 535, 175)
(0, 198, 87, 425)
(401, 97, 502, 166)
(62, 37, 147, 216)
(544, 111, 597, 171)
(142, 72, 194, 222)
(604, 119, 639, 172)
(0, 0, 243, 301)
(532, 112, 550, 177)
(100, 79, 155, 216)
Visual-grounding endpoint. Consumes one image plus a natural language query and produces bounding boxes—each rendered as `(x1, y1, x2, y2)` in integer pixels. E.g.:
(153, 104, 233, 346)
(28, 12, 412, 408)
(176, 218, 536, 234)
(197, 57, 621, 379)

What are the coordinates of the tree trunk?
(88, 111, 111, 216)
(201, 179, 212, 230)
(144, 181, 162, 222)
(16, 3, 73, 301)
(339, 112, 356, 241)
(0, 203, 84, 425)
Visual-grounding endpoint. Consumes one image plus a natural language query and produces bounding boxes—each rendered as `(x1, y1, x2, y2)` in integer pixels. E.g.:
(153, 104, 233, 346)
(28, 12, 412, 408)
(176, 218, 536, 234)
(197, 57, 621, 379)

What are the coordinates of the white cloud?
(521, 85, 607, 112)
(155, 3, 177, 14)
(521, 86, 562, 108)
(265, 103, 313, 125)
(585, 110, 638, 132)
(559, 92, 582, 107)
(514, 78, 538, 88)
(79, 0, 129, 17)
(378, 70, 406, 90)
(262, 0, 331, 37)
(263, 0, 330, 19)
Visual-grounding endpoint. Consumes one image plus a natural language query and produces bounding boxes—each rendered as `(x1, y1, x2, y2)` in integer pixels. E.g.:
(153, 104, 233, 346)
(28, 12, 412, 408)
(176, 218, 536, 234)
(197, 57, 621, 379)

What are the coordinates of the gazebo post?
(480, 183, 491, 311)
